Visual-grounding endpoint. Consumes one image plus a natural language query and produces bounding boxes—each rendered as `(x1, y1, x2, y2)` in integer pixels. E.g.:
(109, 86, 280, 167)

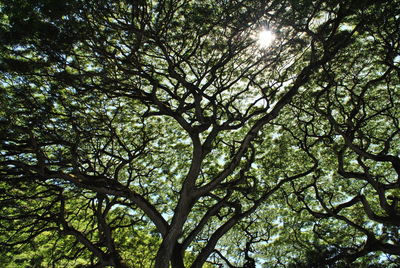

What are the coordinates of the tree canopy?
(1, 0, 399, 267)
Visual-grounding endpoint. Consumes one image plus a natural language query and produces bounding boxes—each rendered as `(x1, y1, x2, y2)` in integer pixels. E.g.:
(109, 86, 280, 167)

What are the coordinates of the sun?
(258, 29, 275, 48)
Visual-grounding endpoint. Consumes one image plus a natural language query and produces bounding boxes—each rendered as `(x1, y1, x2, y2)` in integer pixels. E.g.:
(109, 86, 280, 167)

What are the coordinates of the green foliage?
(1, 0, 399, 267)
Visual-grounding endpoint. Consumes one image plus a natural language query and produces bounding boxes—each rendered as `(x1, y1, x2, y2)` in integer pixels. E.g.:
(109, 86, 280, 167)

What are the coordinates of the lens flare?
(258, 30, 275, 48)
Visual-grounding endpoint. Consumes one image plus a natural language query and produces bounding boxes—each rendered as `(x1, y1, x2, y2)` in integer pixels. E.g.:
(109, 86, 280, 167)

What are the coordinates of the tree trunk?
(171, 243, 185, 268)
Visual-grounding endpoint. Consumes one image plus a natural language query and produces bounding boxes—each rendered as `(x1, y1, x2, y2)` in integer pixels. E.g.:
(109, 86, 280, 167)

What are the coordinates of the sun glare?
(258, 30, 275, 48)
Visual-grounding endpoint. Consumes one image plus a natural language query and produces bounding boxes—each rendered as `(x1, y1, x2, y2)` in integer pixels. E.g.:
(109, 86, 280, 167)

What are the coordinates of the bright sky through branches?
(258, 29, 275, 48)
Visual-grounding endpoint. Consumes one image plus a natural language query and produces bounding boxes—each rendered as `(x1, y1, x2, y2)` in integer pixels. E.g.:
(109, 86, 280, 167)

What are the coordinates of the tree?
(1, 0, 399, 267)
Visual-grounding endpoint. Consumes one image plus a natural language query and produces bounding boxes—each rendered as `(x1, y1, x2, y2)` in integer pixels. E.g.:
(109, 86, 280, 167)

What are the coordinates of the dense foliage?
(1, 0, 399, 267)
